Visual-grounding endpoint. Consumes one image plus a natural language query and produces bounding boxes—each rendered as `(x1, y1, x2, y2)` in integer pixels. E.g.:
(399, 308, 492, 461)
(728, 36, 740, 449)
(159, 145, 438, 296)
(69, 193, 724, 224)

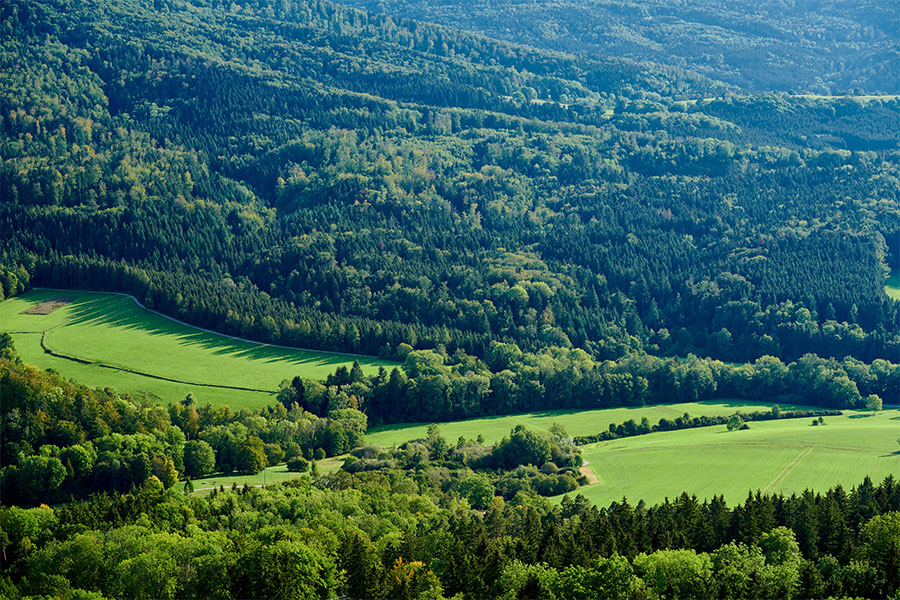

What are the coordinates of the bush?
(350, 446, 381, 459)
(287, 457, 309, 472)
(539, 462, 559, 474)
(263, 443, 285, 467)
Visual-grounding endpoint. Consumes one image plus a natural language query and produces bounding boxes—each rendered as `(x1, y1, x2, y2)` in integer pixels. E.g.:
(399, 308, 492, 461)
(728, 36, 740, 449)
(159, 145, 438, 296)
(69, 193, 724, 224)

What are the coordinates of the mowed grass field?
(572, 410, 900, 507)
(365, 399, 815, 446)
(0, 289, 394, 409)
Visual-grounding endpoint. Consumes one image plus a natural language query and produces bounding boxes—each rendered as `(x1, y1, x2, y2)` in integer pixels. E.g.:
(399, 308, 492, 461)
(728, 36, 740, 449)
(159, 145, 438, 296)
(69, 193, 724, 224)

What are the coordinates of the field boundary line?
(763, 445, 813, 494)
(597, 441, 811, 455)
(38, 329, 276, 394)
(32, 287, 389, 361)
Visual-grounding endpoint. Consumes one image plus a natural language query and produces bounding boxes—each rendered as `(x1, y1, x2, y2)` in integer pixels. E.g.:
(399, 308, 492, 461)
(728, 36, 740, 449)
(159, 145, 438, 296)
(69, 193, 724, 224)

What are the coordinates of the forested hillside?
(2, 339, 900, 600)
(2, 0, 899, 372)
(2, 1, 900, 597)
(340, 0, 900, 94)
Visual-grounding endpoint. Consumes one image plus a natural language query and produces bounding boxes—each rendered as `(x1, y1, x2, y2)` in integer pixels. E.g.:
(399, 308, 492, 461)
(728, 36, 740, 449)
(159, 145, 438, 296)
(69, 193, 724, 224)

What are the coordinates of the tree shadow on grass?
(56, 292, 394, 373)
(848, 413, 875, 419)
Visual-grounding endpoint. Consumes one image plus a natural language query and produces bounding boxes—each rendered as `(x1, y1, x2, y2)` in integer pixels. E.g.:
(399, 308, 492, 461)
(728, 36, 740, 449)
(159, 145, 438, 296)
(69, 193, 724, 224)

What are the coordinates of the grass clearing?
(365, 399, 814, 447)
(189, 456, 346, 494)
(0, 289, 394, 410)
(886, 270, 900, 301)
(567, 410, 900, 506)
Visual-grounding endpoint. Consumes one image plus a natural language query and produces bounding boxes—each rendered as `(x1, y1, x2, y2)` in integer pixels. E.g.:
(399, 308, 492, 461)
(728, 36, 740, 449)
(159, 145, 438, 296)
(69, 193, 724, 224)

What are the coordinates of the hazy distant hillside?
(340, 0, 900, 94)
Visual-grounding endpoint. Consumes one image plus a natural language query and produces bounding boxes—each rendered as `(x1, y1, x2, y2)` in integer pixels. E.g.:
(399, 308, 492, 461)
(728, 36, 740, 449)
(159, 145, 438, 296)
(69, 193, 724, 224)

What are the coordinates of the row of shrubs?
(572, 407, 843, 445)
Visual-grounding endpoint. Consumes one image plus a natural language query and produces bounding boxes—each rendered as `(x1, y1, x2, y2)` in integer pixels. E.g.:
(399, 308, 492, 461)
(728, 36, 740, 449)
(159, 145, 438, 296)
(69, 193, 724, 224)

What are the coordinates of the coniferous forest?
(1, 0, 899, 597)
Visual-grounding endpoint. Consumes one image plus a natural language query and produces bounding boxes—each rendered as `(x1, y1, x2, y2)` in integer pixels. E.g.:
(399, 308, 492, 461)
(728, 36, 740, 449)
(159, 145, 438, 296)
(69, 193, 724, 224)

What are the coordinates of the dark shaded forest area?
(1, 0, 899, 374)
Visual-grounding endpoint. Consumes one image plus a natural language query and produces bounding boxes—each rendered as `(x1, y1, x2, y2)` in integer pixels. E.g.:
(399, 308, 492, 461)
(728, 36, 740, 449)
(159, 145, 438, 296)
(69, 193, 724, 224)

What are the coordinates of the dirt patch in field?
(21, 297, 74, 315)
(580, 463, 600, 485)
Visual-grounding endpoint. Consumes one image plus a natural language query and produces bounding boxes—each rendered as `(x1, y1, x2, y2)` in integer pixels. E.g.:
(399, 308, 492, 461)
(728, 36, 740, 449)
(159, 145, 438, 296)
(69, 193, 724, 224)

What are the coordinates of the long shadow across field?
(59, 293, 391, 370)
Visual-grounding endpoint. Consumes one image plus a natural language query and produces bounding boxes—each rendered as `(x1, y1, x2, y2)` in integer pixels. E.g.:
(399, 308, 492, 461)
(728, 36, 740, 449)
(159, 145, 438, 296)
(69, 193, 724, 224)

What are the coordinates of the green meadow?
(886, 270, 900, 301)
(570, 409, 900, 507)
(188, 456, 346, 494)
(364, 399, 815, 446)
(0, 289, 394, 410)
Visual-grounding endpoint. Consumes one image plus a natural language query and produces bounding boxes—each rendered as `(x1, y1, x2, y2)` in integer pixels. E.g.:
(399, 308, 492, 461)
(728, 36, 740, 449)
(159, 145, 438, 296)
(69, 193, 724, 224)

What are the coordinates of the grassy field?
(0, 289, 394, 410)
(364, 399, 815, 447)
(188, 456, 346, 494)
(570, 409, 900, 507)
(886, 270, 900, 301)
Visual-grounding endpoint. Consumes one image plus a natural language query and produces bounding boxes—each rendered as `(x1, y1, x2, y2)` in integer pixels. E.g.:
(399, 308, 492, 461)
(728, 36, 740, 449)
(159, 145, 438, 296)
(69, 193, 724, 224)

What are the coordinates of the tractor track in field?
(764, 445, 814, 494)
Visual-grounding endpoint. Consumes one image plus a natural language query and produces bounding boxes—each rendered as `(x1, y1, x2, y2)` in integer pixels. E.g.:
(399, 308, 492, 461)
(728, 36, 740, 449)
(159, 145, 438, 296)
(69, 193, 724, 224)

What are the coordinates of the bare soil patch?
(580, 463, 600, 485)
(21, 297, 73, 315)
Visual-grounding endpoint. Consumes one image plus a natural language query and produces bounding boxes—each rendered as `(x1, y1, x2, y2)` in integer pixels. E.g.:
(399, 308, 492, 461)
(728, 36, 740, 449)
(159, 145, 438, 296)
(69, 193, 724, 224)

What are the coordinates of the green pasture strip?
(365, 399, 815, 447)
(566, 410, 900, 507)
(1, 290, 394, 409)
(9, 332, 275, 409)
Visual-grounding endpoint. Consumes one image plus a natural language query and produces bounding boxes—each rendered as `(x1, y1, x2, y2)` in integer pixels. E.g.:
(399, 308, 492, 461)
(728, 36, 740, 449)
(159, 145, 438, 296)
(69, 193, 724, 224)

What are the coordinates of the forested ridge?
(340, 0, 900, 94)
(2, 0, 899, 372)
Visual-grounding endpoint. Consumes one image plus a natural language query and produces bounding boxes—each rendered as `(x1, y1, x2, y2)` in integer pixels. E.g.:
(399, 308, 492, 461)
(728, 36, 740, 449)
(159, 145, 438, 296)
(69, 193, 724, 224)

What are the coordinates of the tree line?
(570, 407, 844, 445)
(294, 344, 897, 425)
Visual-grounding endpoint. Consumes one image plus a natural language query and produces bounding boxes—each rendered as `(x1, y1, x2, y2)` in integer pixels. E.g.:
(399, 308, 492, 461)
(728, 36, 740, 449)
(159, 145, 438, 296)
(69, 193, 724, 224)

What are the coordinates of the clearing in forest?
(568, 410, 900, 506)
(886, 270, 900, 301)
(0, 289, 394, 410)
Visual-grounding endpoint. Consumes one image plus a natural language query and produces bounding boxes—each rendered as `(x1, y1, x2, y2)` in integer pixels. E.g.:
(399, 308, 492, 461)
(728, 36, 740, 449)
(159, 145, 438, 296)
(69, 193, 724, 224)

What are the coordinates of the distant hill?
(339, 0, 900, 94)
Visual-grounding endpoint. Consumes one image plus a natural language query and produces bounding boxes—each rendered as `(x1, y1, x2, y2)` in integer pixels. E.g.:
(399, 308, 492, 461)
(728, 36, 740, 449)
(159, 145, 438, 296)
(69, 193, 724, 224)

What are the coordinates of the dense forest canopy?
(1, 0, 898, 372)
(1, 341, 899, 599)
(339, 0, 900, 94)
(2, 0, 900, 597)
